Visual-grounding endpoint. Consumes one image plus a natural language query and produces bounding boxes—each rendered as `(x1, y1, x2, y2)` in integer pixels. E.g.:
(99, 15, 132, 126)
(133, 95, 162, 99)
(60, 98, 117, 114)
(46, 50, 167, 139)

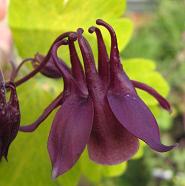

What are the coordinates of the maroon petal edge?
(48, 96, 94, 178)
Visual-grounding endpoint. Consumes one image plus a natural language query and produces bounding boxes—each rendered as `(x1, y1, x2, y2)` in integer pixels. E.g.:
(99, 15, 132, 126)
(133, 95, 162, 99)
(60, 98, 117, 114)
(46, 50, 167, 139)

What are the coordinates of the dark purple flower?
(19, 20, 175, 178)
(0, 71, 20, 160)
(97, 20, 174, 150)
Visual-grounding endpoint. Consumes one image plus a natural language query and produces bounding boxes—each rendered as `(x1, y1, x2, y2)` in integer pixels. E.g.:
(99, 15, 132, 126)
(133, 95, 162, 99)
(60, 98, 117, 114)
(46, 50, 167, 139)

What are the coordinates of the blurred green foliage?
(123, 0, 185, 112)
(0, 0, 174, 186)
(8, 0, 132, 59)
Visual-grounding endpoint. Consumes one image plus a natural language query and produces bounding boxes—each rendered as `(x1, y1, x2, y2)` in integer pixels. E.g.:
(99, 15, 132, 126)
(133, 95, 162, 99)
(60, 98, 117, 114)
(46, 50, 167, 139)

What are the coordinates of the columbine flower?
(18, 19, 175, 178)
(0, 71, 20, 160)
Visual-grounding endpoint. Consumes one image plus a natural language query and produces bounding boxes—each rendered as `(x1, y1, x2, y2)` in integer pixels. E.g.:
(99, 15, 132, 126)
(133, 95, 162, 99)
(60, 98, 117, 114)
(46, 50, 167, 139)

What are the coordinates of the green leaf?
(132, 141, 145, 160)
(9, 0, 126, 28)
(123, 58, 170, 106)
(8, 0, 131, 58)
(156, 110, 173, 130)
(80, 150, 103, 184)
(102, 163, 127, 178)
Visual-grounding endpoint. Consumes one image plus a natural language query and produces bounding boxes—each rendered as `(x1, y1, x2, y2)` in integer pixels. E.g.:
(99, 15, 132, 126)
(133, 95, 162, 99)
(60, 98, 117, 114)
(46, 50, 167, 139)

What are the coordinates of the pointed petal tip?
(52, 167, 59, 180)
(151, 143, 177, 153)
(161, 104, 171, 113)
(48, 97, 93, 180)
(171, 143, 179, 150)
(51, 164, 70, 179)
(160, 100, 172, 113)
(160, 103, 172, 113)
(107, 93, 176, 154)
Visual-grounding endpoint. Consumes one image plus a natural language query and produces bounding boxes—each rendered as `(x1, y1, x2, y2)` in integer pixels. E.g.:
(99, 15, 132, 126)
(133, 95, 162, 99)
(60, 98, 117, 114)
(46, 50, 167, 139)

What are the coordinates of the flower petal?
(88, 99, 139, 165)
(48, 96, 93, 178)
(68, 33, 87, 93)
(107, 92, 175, 152)
(68, 34, 85, 83)
(88, 26, 110, 84)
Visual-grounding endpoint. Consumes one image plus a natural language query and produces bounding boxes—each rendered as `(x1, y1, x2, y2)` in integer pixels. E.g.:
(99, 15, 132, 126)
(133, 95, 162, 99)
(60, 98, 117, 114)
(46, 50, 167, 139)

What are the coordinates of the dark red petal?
(68, 34, 85, 83)
(96, 19, 123, 73)
(88, 98, 139, 164)
(132, 80, 171, 112)
(51, 39, 76, 87)
(107, 92, 175, 152)
(68, 34, 87, 93)
(48, 96, 93, 178)
(19, 93, 64, 132)
(77, 28, 98, 78)
(88, 26, 110, 84)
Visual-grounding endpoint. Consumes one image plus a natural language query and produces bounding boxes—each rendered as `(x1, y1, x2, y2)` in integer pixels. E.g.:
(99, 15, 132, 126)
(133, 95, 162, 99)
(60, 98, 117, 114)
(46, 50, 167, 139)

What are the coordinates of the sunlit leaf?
(8, 0, 130, 59)
(80, 150, 103, 184)
(102, 163, 127, 178)
(132, 141, 145, 160)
